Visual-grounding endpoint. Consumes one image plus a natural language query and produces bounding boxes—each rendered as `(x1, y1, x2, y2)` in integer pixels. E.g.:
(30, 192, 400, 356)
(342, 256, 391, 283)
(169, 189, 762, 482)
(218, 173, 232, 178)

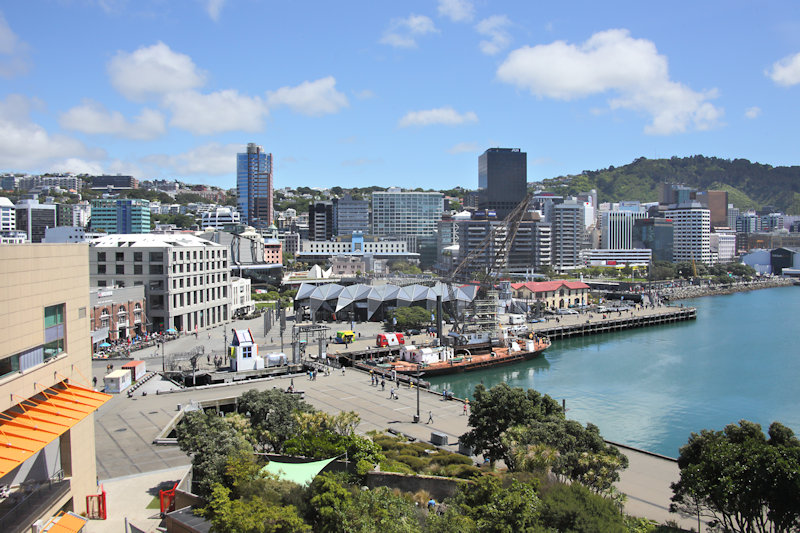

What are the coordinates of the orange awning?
(0, 381, 110, 478)
(42, 511, 88, 532)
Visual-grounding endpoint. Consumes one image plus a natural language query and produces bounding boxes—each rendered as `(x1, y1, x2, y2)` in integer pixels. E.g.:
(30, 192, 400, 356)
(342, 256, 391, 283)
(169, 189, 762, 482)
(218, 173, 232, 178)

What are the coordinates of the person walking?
(463, 403, 468, 416)
(341, 366, 346, 376)
(381, 378, 385, 391)
(92, 376, 97, 388)
(427, 410, 433, 424)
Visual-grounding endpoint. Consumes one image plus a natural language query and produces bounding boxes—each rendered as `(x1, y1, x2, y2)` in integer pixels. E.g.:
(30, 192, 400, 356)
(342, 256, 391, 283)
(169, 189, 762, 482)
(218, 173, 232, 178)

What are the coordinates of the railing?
(0, 473, 70, 533)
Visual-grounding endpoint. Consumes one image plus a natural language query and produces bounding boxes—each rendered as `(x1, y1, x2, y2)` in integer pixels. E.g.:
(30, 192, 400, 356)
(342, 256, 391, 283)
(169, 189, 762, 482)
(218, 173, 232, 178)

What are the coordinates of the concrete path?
(92, 365, 696, 529)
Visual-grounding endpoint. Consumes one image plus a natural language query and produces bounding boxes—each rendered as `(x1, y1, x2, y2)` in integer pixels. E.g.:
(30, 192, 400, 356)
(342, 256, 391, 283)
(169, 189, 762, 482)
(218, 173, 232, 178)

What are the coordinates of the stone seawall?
(661, 278, 793, 301)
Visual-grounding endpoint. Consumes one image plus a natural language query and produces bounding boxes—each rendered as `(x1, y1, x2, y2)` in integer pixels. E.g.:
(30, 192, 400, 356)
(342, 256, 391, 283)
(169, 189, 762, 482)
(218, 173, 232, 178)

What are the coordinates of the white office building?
(665, 204, 711, 264)
(581, 248, 652, 267)
(600, 211, 648, 249)
(90, 234, 230, 333)
(372, 189, 443, 237)
(201, 207, 241, 230)
(551, 201, 586, 270)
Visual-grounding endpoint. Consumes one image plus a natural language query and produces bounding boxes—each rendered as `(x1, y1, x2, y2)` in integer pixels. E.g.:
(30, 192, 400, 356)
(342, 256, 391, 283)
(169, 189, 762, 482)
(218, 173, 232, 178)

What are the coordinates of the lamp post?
(414, 364, 423, 423)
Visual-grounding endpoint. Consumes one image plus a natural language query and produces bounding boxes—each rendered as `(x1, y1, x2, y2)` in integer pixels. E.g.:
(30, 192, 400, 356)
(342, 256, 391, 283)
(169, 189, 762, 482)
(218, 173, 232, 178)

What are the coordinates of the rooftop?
(90, 233, 224, 248)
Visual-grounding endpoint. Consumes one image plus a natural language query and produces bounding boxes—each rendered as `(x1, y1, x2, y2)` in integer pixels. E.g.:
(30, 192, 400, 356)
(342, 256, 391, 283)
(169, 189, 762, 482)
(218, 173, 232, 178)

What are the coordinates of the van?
(507, 314, 525, 325)
(335, 330, 355, 343)
(556, 308, 579, 315)
(376, 332, 405, 347)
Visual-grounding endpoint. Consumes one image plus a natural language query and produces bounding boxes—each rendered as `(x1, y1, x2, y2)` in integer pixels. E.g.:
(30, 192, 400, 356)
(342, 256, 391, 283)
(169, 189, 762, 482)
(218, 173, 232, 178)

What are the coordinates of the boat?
(388, 335, 550, 377)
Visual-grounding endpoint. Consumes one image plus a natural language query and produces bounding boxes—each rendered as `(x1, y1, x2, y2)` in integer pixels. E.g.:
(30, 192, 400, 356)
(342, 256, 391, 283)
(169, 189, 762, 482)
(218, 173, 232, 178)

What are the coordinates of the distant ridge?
(534, 155, 800, 215)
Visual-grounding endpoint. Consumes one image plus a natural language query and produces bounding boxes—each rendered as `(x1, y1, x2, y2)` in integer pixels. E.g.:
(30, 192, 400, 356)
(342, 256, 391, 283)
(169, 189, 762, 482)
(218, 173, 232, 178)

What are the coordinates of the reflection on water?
(428, 288, 800, 457)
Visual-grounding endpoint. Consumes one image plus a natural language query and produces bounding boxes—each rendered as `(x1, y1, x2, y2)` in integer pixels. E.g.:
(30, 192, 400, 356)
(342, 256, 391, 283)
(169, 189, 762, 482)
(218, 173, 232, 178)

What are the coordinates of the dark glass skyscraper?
(237, 143, 273, 229)
(478, 147, 527, 220)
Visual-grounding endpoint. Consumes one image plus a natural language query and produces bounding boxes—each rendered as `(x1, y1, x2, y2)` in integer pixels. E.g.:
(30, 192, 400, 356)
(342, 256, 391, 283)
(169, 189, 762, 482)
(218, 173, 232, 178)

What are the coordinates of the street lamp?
(414, 364, 424, 423)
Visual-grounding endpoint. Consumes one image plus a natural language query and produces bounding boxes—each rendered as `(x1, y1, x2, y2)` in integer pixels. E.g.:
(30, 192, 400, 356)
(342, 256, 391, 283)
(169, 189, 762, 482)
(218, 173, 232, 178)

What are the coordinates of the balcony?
(0, 474, 70, 533)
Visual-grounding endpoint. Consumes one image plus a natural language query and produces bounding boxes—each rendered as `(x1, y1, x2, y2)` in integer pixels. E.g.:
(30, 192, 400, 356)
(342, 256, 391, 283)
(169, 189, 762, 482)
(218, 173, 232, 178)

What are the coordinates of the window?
(116, 264, 124, 275)
(97, 280, 107, 287)
(149, 264, 164, 275)
(242, 346, 252, 358)
(97, 264, 106, 274)
(134, 252, 142, 262)
(44, 304, 66, 361)
(149, 252, 163, 262)
(97, 252, 106, 262)
(116, 252, 124, 262)
(134, 264, 142, 275)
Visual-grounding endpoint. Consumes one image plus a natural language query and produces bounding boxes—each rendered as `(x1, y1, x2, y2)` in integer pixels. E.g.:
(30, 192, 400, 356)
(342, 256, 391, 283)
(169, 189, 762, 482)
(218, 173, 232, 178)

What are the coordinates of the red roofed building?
(510, 280, 590, 309)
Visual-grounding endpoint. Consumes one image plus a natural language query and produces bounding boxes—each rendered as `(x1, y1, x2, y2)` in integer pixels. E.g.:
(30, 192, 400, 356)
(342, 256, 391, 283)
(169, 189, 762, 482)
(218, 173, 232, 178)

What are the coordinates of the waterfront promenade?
(91, 367, 695, 530)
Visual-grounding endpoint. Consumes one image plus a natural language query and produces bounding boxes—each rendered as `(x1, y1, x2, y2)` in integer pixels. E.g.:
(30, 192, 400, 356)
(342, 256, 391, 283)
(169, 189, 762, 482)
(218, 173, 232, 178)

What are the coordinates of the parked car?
(406, 328, 421, 335)
(556, 308, 579, 315)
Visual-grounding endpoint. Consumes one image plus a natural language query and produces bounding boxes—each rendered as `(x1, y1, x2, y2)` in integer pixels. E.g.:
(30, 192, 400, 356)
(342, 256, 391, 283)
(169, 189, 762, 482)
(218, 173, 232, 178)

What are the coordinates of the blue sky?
(2, 1, 800, 191)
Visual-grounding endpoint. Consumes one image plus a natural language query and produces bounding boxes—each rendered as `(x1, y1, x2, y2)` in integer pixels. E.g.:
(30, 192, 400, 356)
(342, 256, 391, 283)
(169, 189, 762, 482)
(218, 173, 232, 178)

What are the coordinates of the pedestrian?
(208, 332, 211, 339)
(342, 366, 346, 376)
(428, 498, 436, 512)
(427, 410, 433, 424)
(463, 403, 468, 416)
(92, 376, 97, 388)
(381, 379, 385, 391)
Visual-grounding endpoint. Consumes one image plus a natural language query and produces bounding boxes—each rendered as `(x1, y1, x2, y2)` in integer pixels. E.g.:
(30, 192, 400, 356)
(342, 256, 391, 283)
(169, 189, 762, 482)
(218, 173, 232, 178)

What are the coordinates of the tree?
(237, 389, 314, 453)
(203, 483, 310, 533)
(460, 383, 563, 465)
(175, 411, 254, 498)
(539, 482, 627, 533)
(388, 260, 422, 275)
(387, 306, 430, 330)
(447, 475, 540, 533)
(670, 420, 800, 533)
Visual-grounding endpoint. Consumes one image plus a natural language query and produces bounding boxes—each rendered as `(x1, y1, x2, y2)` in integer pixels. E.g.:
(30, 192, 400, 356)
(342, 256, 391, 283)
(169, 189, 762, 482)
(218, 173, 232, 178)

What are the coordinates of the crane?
(445, 193, 533, 333)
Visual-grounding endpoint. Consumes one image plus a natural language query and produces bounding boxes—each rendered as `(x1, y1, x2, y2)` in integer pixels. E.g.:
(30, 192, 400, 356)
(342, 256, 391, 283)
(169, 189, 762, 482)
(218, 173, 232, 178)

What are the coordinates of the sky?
(2, 1, 800, 192)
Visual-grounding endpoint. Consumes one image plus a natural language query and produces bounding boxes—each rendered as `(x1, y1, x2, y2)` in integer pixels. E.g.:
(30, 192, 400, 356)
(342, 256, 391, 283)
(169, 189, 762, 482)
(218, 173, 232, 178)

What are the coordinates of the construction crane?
(445, 193, 533, 333)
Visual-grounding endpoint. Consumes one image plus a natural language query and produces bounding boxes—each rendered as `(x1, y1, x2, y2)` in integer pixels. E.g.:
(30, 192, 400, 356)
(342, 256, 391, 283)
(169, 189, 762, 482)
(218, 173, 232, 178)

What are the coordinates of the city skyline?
(2, 2, 800, 189)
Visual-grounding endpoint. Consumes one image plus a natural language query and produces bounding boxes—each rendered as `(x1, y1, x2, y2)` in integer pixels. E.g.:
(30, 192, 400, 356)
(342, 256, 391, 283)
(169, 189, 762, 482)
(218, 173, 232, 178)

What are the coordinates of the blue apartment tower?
(237, 143, 273, 230)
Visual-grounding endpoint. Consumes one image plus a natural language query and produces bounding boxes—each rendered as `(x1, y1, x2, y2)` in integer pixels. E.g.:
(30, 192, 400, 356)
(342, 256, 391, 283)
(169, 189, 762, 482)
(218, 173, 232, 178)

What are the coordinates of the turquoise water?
(428, 287, 800, 458)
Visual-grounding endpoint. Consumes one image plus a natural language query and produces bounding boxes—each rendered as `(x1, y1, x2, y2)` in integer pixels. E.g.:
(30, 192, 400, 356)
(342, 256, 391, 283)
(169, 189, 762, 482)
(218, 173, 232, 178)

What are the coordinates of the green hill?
(535, 155, 800, 214)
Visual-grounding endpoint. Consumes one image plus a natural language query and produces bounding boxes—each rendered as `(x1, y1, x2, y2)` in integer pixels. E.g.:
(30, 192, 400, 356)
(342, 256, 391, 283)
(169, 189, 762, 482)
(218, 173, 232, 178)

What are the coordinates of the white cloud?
(438, 0, 474, 22)
(342, 157, 381, 167)
(767, 51, 800, 86)
(266, 76, 349, 116)
(206, 0, 225, 21)
(0, 94, 102, 171)
(447, 141, 479, 154)
(399, 107, 478, 127)
(0, 11, 30, 78)
(380, 14, 438, 48)
(164, 90, 267, 134)
(108, 42, 206, 102)
(476, 15, 512, 55)
(59, 99, 166, 140)
(48, 158, 105, 175)
(354, 89, 375, 100)
(497, 29, 723, 135)
(143, 142, 241, 176)
(744, 106, 762, 119)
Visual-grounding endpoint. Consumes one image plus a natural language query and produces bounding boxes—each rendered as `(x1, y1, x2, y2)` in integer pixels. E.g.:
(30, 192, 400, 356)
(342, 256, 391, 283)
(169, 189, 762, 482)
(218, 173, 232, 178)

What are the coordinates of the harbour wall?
(529, 308, 696, 340)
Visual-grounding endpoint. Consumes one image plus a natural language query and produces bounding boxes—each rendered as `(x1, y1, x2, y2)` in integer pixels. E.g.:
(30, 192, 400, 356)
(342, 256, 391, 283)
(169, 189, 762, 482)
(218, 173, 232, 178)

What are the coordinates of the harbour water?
(428, 286, 800, 457)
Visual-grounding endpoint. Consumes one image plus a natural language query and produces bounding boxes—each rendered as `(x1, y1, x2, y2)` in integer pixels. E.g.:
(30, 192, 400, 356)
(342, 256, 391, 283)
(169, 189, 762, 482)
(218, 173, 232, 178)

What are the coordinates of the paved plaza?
(90, 307, 698, 530)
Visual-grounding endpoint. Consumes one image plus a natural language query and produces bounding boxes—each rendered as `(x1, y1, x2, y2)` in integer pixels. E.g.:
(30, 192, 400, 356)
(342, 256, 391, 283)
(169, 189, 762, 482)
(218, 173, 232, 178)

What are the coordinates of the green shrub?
(431, 452, 473, 466)
(441, 463, 482, 479)
(394, 454, 427, 471)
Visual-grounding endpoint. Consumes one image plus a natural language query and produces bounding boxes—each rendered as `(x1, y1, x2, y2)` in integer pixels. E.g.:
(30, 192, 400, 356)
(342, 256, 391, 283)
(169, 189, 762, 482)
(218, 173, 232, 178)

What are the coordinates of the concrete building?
(200, 207, 240, 230)
(710, 230, 736, 264)
(333, 193, 370, 236)
(15, 197, 56, 243)
(298, 232, 418, 265)
(551, 201, 586, 270)
(90, 198, 151, 234)
(18, 175, 83, 192)
(90, 175, 138, 190)
(727, 205, 740, 229)
(237, 143, 274, 229)
(279, 231, 300, 259)
(90, 234, 230, 333)
(600, 210, 648, 249)
(309, 201, 334, 241)
(90, 285, 147, 344)
(0, 244, 110, 527)
(330, 255, 366, 276)
(665, 204, 711, 264)
(455, 213, 551, 275)
(42, 226, 102, 243)
(230, 277, 255, 317)
(581, 248, 652, 267)
(0, 197, 26, 243)
(371, 189, 443, 238)
(478, 148, 527, 220)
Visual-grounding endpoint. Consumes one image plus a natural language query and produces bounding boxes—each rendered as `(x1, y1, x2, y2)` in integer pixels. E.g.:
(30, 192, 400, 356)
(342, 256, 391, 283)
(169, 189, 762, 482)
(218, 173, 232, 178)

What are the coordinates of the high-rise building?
(600, 211, 648, 249)
(551, 201, 585, 270)
(371, 189, 443, 238)
(90, 175, 138, 190)
(237, 143, 273, 229)
(456, 214, 551, 275)
(333, 194, 370, 236)
(15, 197, 56, 243)
(695, 190, 728, 229)
(727, 204, 740, 229)
(633, 218, 674, 263)
(0, 244, 110, 527)
(90, 198, 151, 234)
(665, 204, 711, 264)
(478, 148, 527, 220)
(308, 201, 334, 241)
